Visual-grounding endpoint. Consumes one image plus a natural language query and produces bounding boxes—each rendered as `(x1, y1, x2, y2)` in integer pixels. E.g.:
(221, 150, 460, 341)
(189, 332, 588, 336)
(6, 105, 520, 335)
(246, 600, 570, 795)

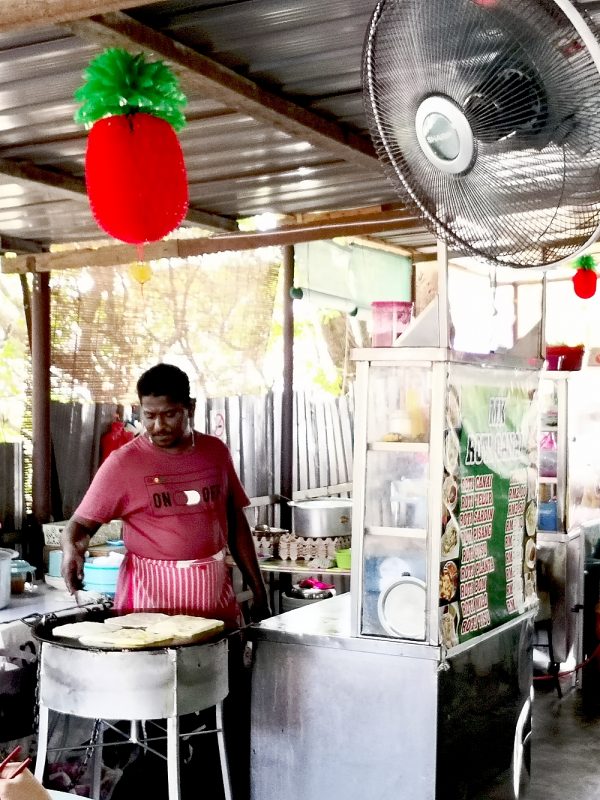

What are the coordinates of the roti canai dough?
(53, 621, 113, 639)
(103, 612, 171, 629)
(78, 626, 175, 649)
(146, 615, 225, 640)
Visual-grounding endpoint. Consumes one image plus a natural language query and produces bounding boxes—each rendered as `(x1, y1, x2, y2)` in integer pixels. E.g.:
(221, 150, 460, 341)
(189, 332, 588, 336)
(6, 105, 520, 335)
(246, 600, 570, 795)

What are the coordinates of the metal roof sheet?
(3, 0, 597, 266)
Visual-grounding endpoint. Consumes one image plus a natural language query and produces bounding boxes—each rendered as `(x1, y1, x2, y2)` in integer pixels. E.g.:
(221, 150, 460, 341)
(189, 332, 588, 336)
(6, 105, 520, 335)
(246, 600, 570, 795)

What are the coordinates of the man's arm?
(60, 516, 102, 594)
(227, 504, 271, 622)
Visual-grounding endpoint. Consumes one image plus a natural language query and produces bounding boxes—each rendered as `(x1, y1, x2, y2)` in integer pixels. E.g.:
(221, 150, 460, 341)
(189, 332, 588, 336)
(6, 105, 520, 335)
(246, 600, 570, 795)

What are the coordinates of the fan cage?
(363, 0, 600, 268)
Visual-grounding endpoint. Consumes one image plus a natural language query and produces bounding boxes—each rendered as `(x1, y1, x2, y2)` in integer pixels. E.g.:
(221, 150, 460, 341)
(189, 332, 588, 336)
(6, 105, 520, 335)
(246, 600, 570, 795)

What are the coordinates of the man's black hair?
(137, 363, 191, 404)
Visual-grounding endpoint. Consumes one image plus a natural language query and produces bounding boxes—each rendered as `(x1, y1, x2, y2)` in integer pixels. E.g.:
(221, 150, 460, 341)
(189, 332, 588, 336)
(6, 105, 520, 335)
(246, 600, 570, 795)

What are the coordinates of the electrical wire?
(533, 641, 600, 682)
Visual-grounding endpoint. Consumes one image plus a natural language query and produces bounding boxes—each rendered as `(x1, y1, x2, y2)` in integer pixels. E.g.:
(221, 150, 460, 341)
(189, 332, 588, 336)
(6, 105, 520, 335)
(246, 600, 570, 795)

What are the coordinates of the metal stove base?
(34, 638, 233, 800)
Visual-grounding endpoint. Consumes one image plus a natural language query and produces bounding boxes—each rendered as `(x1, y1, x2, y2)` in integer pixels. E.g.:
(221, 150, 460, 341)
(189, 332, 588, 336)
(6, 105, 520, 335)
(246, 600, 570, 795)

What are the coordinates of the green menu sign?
(439, 364, 538, 648)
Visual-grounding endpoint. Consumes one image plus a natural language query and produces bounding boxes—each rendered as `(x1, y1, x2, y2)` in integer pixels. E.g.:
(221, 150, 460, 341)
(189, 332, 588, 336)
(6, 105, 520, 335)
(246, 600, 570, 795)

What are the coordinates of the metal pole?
(540, 272, 547, 359)
(31, 272, 51, 523)
(437, 239, 450, 349)
(280, 245, 294, 531)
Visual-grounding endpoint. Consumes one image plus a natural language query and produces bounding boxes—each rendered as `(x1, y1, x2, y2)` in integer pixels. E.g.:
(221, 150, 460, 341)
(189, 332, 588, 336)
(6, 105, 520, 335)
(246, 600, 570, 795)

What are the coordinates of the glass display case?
(350, 348, 539, 649)
(350, 353, 442, 643)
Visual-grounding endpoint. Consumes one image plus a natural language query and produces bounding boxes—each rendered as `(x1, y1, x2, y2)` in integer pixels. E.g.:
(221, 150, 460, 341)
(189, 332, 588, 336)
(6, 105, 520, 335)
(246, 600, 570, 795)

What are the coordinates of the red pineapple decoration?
(572, 254, 598, 299)
(74, 49, 188, 244)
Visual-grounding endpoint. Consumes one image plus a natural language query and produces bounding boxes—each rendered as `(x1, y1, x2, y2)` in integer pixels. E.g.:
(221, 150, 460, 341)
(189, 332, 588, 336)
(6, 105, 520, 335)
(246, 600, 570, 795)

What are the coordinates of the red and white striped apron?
(114, 549, 241, 628)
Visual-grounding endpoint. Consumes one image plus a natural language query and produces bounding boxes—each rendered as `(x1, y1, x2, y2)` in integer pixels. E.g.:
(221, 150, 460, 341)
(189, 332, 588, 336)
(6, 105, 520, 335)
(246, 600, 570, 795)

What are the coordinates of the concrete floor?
(528, 682, 600, 800)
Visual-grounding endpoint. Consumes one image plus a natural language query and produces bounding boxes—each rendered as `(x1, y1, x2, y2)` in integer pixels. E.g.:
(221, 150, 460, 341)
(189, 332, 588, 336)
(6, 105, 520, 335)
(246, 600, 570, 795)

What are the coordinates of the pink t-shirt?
(75, 433, 250, 560)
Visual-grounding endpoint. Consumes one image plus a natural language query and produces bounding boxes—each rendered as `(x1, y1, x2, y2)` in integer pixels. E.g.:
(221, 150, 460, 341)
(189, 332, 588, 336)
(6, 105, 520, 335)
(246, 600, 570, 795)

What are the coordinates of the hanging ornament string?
(74, 48, 189, 246)
(128, 260, 153, 297)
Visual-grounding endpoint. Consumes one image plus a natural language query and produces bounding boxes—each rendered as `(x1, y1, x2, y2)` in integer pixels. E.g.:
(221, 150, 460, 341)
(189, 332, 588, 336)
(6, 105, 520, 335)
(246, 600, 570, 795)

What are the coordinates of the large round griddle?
(27, 606, 228, 652)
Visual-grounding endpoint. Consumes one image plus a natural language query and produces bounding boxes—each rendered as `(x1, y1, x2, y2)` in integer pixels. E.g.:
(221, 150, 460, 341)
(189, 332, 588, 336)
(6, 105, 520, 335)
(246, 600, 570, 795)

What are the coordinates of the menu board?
(439, 365, 539, 649)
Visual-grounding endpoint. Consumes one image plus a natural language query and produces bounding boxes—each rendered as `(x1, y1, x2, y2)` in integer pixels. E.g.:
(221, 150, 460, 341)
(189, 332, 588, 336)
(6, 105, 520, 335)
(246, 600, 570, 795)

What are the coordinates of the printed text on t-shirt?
(144, 470, 223, 518)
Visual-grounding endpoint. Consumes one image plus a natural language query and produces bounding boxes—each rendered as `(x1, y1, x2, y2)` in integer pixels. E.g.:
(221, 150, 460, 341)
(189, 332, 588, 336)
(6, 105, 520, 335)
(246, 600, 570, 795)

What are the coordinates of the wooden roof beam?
(0, 157, 237, 233)
(0, 0, 165, 34)
(65, 12, 381, 173)
(2, 212, 424, 274)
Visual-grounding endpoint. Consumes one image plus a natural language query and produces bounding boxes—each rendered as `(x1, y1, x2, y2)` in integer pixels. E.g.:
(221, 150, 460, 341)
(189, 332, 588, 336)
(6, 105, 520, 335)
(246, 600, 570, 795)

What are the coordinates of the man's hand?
(249, 591, 272, 623)
(60, 518, 98, 595)
(0, 766, 51, 799)
(60, 544, 85, 594)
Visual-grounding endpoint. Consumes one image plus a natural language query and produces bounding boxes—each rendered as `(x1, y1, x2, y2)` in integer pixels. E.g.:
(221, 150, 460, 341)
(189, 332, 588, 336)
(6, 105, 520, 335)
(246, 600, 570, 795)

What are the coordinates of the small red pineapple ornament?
(74, 49, 188, 245)
(572, 254, 598, 299)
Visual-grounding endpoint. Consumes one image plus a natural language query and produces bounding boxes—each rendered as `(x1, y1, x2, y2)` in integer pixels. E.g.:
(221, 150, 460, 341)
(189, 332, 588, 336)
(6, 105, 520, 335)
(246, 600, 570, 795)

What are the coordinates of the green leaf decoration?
(574, 254, 596, 271)
(74, 48, 187, 130)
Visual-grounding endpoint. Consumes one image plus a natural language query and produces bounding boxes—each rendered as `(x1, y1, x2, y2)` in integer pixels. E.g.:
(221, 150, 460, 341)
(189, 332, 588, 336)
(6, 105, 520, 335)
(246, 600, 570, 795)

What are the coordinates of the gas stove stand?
(34, 636, 232, 800)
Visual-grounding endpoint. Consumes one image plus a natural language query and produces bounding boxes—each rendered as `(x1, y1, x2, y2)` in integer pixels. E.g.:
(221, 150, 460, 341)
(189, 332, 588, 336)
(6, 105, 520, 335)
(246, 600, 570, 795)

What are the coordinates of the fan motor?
(464, 60, 548, 143)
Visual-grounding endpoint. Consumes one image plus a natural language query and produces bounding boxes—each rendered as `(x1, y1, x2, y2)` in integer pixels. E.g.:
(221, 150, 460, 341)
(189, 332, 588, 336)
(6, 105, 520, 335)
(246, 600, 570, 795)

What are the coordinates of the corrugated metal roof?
(0, 1, 413, 255)
(1, 0, 598, 264)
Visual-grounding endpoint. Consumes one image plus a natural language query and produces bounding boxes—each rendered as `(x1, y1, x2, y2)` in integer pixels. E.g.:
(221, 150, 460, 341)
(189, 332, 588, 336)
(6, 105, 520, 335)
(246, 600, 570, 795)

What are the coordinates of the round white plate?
(378, 577, 427, 639)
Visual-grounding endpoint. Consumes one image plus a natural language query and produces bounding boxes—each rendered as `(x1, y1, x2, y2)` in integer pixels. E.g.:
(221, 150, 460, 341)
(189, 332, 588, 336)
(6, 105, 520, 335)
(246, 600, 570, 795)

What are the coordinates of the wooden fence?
(7, 387, 355, 527)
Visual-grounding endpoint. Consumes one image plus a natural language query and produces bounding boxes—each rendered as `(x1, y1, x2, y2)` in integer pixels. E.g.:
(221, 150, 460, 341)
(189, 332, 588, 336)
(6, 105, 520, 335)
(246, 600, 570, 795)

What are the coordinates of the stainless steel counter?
(0, 582, 83, 625)
(253, 592, 439, 659)
(250, 596, 532, 800)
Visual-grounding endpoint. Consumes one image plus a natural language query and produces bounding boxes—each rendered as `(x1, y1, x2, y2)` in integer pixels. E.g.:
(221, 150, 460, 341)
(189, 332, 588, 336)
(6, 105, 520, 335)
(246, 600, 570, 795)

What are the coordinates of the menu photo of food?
(440, 516, 460, 560)
(439, 559, 459, 603)
(524, 569, 537, 603)
(525, 500, 537, 537)
(446, 385, 461, 431)
(443, 475, 458, 512)
(444, 429, 460, 475)
(440, 602, 460, 649)
(525, 538, 536, 571)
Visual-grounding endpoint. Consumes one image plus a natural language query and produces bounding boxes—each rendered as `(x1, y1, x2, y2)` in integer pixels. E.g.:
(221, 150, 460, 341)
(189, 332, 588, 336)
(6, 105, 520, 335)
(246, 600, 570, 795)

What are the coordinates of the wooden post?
(31, 272, 51, 523)
(280, 245, 294, 531)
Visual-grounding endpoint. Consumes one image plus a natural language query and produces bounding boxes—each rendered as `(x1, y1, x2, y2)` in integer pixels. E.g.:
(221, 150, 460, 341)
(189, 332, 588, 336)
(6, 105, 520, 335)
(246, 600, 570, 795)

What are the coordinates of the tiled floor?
(528, 681, 600, 800)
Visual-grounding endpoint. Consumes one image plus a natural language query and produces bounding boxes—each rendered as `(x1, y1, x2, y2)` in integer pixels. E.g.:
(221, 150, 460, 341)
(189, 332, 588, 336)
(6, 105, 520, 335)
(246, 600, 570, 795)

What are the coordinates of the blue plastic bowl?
(83, 559, 120, 598)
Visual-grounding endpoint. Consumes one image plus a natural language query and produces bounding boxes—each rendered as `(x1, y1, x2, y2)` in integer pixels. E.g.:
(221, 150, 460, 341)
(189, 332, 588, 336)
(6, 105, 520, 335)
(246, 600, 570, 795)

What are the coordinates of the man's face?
(140, 394, 192, 449)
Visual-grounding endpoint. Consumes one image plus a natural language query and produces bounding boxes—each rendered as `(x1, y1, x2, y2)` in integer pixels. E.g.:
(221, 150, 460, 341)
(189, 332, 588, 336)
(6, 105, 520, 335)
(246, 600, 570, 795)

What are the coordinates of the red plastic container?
(371, 301, 414, 346)
(545, 344, 584, 371)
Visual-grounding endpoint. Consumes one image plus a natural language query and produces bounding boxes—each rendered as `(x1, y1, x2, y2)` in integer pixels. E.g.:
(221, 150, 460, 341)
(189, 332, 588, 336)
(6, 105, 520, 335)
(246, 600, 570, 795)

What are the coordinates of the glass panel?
(568, 373, 600, 531)
(361, 533, 427, 639)
(365, 451, 429, 529)
(360, 362, 432, 640)
(367, 365, 431, 443)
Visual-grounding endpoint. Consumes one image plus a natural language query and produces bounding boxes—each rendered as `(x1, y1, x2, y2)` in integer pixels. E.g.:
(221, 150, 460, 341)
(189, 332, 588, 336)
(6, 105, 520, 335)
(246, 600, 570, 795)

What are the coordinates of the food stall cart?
(250, 347, 539, 800)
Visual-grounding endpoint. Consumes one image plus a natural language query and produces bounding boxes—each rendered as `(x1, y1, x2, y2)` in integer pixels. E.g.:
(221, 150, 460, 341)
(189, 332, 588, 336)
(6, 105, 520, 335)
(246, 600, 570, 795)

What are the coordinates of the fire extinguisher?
(100, 419, 134, 464)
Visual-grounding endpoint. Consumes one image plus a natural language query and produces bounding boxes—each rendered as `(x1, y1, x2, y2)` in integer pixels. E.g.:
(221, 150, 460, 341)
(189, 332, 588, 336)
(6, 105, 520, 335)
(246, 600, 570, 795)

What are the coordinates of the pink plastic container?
(371, 301, 414, 347)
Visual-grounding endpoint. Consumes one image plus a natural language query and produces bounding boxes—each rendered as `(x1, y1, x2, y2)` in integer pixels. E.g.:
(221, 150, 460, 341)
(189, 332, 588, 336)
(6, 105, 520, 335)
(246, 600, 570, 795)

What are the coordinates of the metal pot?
(0, 549, 14, 609)
(287, 499, 352, 538)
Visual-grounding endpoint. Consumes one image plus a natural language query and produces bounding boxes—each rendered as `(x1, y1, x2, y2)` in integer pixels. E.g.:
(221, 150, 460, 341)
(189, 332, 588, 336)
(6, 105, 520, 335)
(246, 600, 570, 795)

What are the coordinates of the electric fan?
(362, 0, 600, 268)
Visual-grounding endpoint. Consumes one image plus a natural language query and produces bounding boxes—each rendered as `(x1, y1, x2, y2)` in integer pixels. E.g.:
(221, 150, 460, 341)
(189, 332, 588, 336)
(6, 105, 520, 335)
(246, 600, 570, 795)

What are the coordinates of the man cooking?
(61, 362, 270, 625)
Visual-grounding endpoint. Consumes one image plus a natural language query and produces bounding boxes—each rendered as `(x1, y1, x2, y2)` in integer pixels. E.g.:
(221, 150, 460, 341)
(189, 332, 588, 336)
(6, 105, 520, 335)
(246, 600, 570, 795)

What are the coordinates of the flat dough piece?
(79, 627, 174, 649)
(147, 616, 225, 642)
(104, 612, 171, 629)
(53, 621, 111, 639)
